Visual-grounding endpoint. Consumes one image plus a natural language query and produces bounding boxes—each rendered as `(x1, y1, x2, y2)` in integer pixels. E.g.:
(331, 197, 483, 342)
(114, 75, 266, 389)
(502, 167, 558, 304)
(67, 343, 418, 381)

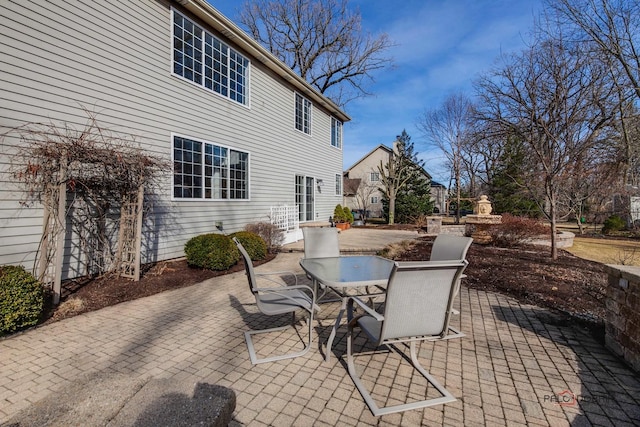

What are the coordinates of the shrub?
(245, 222, 284, 253)
(229, 231, 267, 260)
(342, 206, 354, 223)
(602, 215, 626, 235)
(184, 233, 240, 270)
(488, 213, 549, 247)
(333, 204, 347, 223)
(0, 265, 45, 335)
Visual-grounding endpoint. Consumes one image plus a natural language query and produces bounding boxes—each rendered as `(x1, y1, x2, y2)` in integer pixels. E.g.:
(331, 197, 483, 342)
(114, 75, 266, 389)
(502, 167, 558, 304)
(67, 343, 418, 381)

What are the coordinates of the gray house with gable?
(0, 0, 349, 279)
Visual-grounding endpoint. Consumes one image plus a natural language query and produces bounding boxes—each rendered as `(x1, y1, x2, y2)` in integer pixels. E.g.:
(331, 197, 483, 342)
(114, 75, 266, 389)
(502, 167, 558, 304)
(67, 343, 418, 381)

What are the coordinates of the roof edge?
(181, 0, 351, 123)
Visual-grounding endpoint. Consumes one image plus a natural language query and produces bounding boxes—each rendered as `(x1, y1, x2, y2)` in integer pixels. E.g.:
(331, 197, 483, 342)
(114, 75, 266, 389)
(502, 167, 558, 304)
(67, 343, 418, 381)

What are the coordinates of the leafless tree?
(475, 32, 614, 258)
(417, 93, 475, 224)
(376, 137, 417, 225)
(348, 174, 378, 222)
(239, 0, 394, 107)
(549, 0, 640, 187)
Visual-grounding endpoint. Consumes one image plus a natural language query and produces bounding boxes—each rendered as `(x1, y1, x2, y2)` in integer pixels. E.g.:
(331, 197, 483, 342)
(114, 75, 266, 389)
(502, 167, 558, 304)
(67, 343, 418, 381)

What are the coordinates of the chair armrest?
(347, 297, 384, 322)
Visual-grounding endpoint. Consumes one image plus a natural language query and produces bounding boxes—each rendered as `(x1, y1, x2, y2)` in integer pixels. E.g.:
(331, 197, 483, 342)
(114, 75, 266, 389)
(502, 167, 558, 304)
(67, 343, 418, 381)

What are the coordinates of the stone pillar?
(604, 265, 640, 373)
(426, 216, 442, 234)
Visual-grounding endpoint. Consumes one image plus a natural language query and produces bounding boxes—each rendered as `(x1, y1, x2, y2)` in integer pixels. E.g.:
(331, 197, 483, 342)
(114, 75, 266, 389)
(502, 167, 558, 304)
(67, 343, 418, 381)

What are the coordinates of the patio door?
(295, 175, 315, 222)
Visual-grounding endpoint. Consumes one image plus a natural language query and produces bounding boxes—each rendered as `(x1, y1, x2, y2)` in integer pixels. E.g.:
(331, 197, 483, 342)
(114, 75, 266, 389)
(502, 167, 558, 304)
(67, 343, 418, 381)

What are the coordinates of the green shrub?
(333, 204, 347, 223)
(0, 265, 44, 335)
(342, 206, 354, 223)
(184, 233, 240, 270)
(244, 222, 284, 253)
(229, 231, 267, 260)
(602, 215, 626, 234)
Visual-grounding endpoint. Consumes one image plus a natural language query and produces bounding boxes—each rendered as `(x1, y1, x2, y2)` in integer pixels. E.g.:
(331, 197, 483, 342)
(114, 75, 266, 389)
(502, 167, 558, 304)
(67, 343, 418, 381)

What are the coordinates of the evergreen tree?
(489, 136, 541, 217)
(381, 130, 434, 223)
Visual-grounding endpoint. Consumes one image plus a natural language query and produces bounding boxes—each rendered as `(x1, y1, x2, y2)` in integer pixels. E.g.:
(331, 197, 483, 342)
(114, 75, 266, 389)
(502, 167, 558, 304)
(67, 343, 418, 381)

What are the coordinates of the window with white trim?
(331, 117, 342, 148)
(370, 172, 380, 182)
(173, 10, 249, 105)
(173, 135, 249, 200)
(295, 175, 315, 221)
(371, 196, 379, 204)
(335, 174, 342, 195)
(295, 93, 312, 134)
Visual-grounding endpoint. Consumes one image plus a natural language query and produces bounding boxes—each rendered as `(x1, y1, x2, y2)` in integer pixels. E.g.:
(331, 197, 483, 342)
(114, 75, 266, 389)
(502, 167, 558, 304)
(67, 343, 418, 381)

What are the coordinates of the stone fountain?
(465, 195, 502, 244)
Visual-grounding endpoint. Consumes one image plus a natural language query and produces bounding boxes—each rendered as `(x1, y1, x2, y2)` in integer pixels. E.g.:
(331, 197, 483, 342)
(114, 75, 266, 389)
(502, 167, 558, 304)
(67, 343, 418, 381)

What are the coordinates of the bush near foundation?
(184, 234, 240, 270)
(244, 222, 284, 253)
(0, 265, 45, 335)
(229, 231, 267, 260)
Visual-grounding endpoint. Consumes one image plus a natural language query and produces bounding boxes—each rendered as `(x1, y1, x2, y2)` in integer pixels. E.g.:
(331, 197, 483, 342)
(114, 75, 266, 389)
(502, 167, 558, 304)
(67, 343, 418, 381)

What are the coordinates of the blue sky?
(207, 0, 543, 184)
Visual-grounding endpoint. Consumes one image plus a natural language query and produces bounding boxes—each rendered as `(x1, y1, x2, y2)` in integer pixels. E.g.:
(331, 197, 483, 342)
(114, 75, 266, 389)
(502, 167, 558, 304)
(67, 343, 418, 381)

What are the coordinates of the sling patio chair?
(430, 234, 473, 315)
(302, 227, 341, 302)
(346, 259, 467, 416)
(233, 237, 317, 365)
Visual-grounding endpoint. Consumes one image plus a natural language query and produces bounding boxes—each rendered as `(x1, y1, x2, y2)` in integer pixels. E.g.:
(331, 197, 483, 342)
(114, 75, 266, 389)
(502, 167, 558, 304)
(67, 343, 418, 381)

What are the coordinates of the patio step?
(4, 372, 236, 427)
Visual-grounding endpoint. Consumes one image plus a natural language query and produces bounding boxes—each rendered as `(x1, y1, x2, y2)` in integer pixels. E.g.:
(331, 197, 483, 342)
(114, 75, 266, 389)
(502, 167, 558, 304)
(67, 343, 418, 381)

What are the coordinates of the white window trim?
(171, 8, 251, 109)
(335, 174, 342, 195)
(171, 133, 251, 202)
(294, 92, 312, 136)
(370, 171, 380, 182)
(331, 117, 342, 149)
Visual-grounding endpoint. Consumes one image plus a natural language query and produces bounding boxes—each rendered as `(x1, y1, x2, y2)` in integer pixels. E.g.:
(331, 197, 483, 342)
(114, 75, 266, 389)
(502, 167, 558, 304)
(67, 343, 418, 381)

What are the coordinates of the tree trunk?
(388, 194, 396, 225)
(549, 191, 558, 260)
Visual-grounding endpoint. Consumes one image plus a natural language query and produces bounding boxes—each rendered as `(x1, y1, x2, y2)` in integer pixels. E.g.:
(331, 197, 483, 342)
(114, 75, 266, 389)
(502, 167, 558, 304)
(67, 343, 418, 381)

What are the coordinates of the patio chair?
(430, 234, 472, 315)
(233, 237, 317, 365)
(346, 260, 467, 416)
(302, 227, 341, 302)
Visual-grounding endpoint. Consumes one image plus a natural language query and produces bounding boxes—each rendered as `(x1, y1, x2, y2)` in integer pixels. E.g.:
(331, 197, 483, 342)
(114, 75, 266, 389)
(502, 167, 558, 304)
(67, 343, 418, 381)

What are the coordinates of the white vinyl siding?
(0, 1, 344, 278)
(295, 92, 312, 134)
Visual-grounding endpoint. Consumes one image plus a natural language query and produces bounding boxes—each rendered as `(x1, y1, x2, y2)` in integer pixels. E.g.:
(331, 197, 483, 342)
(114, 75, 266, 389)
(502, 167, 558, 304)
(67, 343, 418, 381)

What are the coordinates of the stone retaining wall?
(604, 265, 640, 373)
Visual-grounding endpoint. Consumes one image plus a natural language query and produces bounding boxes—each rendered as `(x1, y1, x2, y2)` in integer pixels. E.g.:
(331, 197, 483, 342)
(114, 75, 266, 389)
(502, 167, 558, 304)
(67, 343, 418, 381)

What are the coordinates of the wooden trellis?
(36, 178, 67, 305)
(13, 113, 169, 304)
(116, 185, 144, 281)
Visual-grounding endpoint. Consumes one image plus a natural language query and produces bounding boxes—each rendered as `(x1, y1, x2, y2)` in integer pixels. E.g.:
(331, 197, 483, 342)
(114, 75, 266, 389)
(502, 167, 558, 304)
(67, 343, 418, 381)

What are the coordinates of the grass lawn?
(565, 237, 640, 266)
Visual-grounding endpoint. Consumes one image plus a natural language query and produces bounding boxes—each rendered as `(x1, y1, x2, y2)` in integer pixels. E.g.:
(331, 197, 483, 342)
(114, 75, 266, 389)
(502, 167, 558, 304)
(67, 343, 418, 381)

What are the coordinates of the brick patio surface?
(1, 243, 640, 425)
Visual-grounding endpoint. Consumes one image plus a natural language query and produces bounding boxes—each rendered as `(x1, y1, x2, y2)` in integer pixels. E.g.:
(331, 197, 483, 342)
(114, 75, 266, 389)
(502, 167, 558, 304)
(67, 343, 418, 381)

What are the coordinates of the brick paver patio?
(1, 252, 639, 426)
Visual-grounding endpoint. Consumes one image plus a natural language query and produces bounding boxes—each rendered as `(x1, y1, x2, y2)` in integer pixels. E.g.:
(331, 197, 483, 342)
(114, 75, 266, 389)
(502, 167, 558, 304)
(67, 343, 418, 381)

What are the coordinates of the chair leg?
(347, 327, 457, 416)
(245, 307, 314, 365)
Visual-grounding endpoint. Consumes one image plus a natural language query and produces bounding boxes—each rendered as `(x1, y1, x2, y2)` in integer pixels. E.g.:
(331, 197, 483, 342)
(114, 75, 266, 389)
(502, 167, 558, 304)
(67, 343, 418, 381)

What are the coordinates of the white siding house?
(0, 0, 349, 279)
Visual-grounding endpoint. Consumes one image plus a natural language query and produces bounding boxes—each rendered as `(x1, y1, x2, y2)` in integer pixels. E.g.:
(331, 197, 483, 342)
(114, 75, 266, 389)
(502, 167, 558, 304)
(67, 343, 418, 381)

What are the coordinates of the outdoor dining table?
(299, 255, 395, 361)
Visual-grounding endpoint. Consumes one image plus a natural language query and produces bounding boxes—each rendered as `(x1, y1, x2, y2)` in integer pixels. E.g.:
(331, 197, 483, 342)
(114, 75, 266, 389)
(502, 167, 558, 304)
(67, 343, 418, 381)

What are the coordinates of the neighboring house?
(0, 0, 349, 280)
(343, 142, 445, 217)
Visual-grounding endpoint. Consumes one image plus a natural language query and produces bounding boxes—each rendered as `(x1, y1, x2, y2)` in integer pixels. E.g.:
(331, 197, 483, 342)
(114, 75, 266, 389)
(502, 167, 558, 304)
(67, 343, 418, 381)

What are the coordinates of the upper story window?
(173, 135, 249, 200)
(295, 93, 312, 134)
(331, 117, 342, 149)
(370, 172, 380, 182)
(173, 10, 249, 105)
(335, 174, 342, 195)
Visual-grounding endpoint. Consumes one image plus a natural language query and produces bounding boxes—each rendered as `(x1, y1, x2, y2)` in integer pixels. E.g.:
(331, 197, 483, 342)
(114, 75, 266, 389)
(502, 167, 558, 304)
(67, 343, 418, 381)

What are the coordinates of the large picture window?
(331, 117, 342, 149)
(173, 10, 249, 105)
(173, 135, 249, 200)
(295, 93, 312, 134)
